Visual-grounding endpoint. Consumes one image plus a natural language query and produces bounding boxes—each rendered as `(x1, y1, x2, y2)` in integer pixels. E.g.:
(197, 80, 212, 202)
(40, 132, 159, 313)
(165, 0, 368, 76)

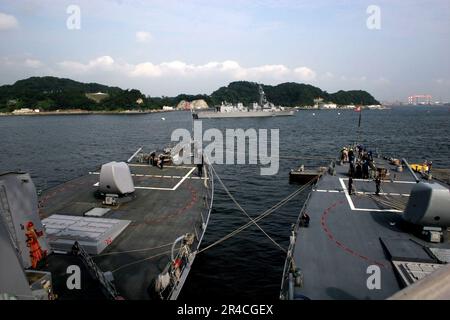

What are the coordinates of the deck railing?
(164, 153, 214, 300)
(279, 180, 316, 300)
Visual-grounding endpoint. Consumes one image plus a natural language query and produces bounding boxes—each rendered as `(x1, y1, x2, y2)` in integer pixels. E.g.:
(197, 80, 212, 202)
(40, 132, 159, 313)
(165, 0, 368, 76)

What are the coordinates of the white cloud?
(126, 59, 313, 81)
(25, 59, 43, 68)
(0, 12, 19, 31)
(0, 56, 14, 66)
(17, 55, 399, 95)
(435, 79, 450, 86)
(323, 72, 334, 79)
(293, 67, 317, 81)
(29, 55, 320, 92)
(0, 57, 44, 68)
(248, 64, 290, 79)
(136, 31, 152, 43)
(375, 77, 390, 85)
(130, 62, 162, 77)
(338, 74, 371, 83)
(58, 56, 117, 74)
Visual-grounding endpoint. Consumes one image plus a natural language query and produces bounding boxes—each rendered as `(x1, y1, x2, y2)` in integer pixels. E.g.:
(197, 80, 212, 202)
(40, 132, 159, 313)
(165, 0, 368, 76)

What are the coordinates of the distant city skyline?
(0, 0, 449, 102)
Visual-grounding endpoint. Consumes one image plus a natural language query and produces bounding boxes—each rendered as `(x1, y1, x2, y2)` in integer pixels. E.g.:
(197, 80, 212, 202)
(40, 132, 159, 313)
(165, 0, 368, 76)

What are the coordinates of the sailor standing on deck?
(299, 212, 310, 228)
(197, 154, 204, 177)
(348, 176, 354, 195)
(158, 154, 164, 169)
(348, 148, 355, 163)
(149, 153, 155, 166)
(375, 175, 381, 195)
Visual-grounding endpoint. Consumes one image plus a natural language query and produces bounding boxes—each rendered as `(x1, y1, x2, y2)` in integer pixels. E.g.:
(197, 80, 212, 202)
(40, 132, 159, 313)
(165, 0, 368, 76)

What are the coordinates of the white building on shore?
(320, 103, 338, 109)
(12, 108, 34, 114)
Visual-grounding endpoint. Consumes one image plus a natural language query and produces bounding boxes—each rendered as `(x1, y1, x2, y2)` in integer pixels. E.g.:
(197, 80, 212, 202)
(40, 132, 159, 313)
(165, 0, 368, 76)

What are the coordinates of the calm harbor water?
(1, 106, 449, 300)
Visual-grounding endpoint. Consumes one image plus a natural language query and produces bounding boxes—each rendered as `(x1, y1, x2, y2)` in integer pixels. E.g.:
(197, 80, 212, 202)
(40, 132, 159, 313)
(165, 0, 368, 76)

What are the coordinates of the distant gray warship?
(193, 84, 294, 119)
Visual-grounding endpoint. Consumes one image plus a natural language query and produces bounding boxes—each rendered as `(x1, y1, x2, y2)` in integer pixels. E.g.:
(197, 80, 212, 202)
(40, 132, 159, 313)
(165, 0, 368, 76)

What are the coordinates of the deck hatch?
(429, 248, 450, 263)
(84, 207, 111, 217)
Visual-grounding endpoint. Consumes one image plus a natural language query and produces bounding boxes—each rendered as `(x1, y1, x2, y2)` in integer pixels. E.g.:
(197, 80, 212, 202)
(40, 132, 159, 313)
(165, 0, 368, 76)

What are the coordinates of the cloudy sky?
(0, 0, 449, 102)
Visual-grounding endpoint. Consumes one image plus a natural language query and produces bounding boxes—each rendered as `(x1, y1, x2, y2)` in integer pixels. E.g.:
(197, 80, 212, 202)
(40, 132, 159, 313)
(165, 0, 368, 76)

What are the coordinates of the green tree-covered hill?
(0, 77, 380, 112)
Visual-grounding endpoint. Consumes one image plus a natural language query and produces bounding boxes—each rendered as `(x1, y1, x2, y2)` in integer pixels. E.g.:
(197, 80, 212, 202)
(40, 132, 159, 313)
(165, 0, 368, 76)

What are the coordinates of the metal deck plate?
(429, 248, 450, 263)
(43, 214, 131, 254)
(392, 261, 443, 286)
(380, 238, 436, 263)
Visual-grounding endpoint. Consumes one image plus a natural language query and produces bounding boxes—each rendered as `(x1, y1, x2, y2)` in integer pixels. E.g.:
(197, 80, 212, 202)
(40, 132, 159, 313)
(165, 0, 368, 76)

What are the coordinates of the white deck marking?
(348, 178, 416, 184)
(314, 189, 409, 197)
(127, 147, 143, 163)
(338, 178, 403, 213)
(89, 171, 206, 181)
(128, 164, 193, 169)
(338, 178, 356, 210)
(135, 167, 196, 191)
(134, 186, 174, 191)
(171, 167, 196, 190)
(90, 167, 202, 191)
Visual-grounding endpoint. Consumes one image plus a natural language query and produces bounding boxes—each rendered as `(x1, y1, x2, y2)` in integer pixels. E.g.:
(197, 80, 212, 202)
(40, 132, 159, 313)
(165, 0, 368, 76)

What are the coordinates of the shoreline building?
(408, 95, 432, 105)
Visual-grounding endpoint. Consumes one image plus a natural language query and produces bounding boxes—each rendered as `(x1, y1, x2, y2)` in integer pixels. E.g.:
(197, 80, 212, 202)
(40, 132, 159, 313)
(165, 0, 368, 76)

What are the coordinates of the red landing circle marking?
(39, 179, 90, 217)
(39, 176, 199, 226)
(320, 199, 387, 268)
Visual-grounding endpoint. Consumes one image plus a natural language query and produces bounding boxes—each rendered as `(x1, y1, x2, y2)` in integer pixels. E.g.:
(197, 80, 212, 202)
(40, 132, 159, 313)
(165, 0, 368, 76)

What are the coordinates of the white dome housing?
(403, 182, 450, 227)
(99, 162, 135, 195)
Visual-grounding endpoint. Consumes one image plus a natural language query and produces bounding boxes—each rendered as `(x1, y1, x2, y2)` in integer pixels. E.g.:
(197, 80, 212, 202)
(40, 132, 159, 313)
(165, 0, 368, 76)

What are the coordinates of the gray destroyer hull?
(194, 110, 294, 119)
(280, 154, 450, 300)
(0, 150, 214, 300)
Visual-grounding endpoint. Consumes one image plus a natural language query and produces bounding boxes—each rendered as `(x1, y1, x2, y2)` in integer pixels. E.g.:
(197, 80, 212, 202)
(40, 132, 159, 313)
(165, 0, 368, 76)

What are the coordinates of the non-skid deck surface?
(39, 163, 209, 299)
(293, 158, 450, 300)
